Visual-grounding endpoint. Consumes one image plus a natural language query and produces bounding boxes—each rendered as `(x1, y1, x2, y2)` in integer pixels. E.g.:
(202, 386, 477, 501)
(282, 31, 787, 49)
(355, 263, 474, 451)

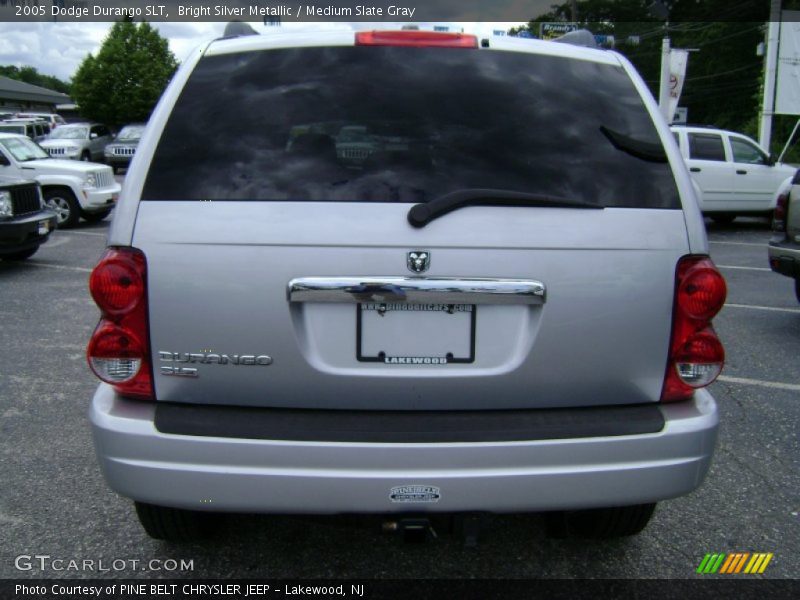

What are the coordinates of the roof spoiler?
(553, 29, 598, 49)
(223, 21, 259, 38)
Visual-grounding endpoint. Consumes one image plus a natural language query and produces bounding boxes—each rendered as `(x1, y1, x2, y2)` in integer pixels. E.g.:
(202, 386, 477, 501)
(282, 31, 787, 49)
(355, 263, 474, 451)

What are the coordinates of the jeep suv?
(87, 30, 726, 541)
(0, 175, 56, 260)
(0, 133, 120, 228)
(40, 123, 113, 162)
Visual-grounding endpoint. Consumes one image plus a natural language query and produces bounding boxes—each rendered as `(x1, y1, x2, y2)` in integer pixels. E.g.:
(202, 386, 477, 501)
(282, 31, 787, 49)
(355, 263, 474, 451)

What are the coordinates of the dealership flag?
(668, 49, 689, 123)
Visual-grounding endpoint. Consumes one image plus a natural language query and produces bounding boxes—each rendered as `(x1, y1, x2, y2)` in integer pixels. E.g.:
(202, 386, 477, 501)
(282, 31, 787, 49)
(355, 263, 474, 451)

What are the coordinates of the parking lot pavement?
(0, 215, 797, 580)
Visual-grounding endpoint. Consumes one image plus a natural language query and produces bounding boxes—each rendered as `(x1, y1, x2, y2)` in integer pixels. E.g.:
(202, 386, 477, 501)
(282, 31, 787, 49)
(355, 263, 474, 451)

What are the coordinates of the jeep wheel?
(548, 503, 656, 539)
(3, 247, 39, 261)
(80, 151, 91, 162)
(81, 209, 111, 223)
(134, 502, 216, 542)
(44, 189, 80, 228)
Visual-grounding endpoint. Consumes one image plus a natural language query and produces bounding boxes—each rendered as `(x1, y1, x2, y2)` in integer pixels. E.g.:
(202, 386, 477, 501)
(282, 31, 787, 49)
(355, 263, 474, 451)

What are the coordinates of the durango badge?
(407, 250, 430, 274)
(390, 485, 441, 503)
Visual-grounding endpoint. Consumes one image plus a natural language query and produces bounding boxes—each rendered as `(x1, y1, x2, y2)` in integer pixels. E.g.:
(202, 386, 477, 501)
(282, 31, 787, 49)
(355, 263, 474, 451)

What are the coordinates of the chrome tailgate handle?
(288, 277, 546, 305)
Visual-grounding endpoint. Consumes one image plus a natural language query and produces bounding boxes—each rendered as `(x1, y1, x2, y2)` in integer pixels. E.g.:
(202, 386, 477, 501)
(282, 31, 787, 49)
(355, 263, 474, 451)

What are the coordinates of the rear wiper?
(600, 126, 667, 163)
(407, 188, 602, 228)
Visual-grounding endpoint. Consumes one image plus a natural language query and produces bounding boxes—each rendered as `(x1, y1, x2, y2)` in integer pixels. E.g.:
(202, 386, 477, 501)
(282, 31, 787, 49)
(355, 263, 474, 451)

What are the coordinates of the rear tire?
(550, 503, 656, 539)
(134, 502, 215, 542)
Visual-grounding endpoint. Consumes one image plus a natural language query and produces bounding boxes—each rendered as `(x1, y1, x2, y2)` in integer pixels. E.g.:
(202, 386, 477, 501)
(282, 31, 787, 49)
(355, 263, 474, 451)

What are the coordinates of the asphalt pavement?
(0, 213, 797, 581)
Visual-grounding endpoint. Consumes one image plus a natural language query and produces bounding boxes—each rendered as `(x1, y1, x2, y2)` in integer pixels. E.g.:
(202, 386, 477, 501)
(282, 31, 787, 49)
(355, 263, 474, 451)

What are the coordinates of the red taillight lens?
(677, 265, 726, 320)
(89, 252, 144, 315)
(355, 31, 478, 49)
(87, 247, 153, 400)
(661, 256, 726, 402)
(772, 192, 789, 232)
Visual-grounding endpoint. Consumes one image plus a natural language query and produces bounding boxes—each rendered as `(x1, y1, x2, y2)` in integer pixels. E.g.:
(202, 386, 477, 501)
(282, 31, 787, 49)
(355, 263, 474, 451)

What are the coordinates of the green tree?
(71, 20, 177, 126)
(512, 1, 767, 135)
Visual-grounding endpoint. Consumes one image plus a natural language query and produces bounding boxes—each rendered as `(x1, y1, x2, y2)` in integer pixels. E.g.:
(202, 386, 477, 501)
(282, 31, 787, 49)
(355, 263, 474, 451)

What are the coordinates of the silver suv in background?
(104, 124, 146, 173)
(769, 171, 800, 302)
(40, 123, 113, 162)
(87, 29, 726, 542)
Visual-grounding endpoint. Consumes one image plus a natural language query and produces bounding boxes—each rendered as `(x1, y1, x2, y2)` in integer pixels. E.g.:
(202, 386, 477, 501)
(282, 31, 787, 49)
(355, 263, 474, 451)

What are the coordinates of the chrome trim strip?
(288, 277, 546, 305)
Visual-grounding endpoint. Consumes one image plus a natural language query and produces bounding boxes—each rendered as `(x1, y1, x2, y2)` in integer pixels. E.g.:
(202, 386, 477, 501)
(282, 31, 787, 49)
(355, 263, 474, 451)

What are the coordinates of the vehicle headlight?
(64, 147, 79, 155)
(85, 173, 97, 188)
(104, 147, 114, 156)
(0, 190, 12, 217)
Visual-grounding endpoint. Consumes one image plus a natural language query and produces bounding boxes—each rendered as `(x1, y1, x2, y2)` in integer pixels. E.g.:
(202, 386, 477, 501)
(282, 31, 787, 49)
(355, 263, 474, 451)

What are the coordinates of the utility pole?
(759, 0, 782, 151)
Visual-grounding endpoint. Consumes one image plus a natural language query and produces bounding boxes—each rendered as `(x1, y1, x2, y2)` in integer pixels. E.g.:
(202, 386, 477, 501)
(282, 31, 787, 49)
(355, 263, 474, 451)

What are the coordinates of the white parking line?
(717, 375, 800, 392)
(709, 241, 766, 247)
(717, 265, 771, 272)
(725, 303, 800, 314)
(54, 230, 106, 237)
(26, 262, 91, 273)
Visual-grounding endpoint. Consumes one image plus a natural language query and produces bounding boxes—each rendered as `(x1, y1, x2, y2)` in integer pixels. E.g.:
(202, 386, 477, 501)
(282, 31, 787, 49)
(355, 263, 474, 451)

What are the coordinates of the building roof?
(0, 76, 71, 105)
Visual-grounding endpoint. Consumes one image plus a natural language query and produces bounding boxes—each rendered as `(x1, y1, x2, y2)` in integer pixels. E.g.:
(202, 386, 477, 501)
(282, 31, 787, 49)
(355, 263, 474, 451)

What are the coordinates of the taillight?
(355, 31, 478, 49)
(772, 191, 789, 232)
(87, 247, 153, 400)
(661, 256, 726, 402)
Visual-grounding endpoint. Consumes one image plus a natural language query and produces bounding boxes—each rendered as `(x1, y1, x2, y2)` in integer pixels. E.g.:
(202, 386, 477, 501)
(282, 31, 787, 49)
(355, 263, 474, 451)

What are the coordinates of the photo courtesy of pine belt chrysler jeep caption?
(86, 28, 727, 542)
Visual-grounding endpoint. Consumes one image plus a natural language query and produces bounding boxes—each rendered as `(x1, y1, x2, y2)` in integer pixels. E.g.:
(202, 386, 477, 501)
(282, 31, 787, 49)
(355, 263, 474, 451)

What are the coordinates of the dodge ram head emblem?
(407, 251, 430, 273)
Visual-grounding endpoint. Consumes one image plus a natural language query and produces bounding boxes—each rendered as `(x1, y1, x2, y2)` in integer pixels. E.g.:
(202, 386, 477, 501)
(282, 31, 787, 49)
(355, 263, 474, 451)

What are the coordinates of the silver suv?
(40, 123, 113, 161)
(87, 30, 727, 542)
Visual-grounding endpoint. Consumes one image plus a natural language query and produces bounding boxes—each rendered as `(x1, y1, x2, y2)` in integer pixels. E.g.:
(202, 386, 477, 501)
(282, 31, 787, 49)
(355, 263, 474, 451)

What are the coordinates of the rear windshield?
(143, 46, 680, 208)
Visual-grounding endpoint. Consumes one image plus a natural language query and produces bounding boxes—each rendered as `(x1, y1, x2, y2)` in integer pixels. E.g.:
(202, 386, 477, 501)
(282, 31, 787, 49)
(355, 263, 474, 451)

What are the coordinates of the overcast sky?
(0, 21, 525, 84)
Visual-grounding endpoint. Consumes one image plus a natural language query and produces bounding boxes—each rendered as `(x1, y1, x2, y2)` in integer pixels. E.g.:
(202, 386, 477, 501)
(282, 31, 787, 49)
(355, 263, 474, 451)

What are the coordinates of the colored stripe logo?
(697, 553, 773, 574)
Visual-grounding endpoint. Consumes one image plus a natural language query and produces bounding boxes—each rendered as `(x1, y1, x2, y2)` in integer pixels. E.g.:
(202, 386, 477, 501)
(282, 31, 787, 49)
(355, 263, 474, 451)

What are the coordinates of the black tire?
(112, 165, 119, 174)
(81, 209, 111, 223)
(795, 278, 800, 304)
(43, 188, 80, 228)
(2, 247, 39, 261)
(710, 214, 735, 225)
(80, 151, 91, 162)
(555, 503, 656, 539)
(134, 502, 215, 542)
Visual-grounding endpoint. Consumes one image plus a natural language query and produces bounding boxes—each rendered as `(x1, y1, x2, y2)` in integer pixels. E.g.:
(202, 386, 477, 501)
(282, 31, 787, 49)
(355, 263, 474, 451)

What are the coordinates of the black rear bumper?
(155, 402, 666, 443)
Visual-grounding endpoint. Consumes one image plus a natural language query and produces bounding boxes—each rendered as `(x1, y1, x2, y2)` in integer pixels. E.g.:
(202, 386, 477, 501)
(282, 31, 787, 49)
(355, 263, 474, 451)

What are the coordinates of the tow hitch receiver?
(382, 514, 487, 546)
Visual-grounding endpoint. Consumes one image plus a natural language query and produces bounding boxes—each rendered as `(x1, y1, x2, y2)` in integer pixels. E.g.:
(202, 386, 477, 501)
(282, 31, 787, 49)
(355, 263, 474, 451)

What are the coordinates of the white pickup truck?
(671, 125, 795, 223)
(0, 133, 120, 228)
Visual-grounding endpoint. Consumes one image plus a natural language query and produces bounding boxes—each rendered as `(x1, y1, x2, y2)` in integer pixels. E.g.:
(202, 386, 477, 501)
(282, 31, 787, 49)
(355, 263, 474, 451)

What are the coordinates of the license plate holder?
(356, 303, 476, 364)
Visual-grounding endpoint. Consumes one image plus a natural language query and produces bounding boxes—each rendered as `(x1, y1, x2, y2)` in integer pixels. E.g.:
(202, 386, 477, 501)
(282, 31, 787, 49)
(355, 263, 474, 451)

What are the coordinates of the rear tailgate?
(135, 203, 687, 410)
(132, 36, 690, 411)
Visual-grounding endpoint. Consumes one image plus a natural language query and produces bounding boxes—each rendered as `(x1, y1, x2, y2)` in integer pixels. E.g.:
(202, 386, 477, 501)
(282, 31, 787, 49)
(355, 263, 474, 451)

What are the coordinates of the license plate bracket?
(356, 303, 476, 364)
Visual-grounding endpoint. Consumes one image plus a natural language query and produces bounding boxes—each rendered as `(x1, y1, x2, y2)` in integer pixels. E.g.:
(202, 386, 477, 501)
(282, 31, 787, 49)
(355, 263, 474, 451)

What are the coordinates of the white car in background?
(671, 125, 795, 223)
(0, 133, 120, 227)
